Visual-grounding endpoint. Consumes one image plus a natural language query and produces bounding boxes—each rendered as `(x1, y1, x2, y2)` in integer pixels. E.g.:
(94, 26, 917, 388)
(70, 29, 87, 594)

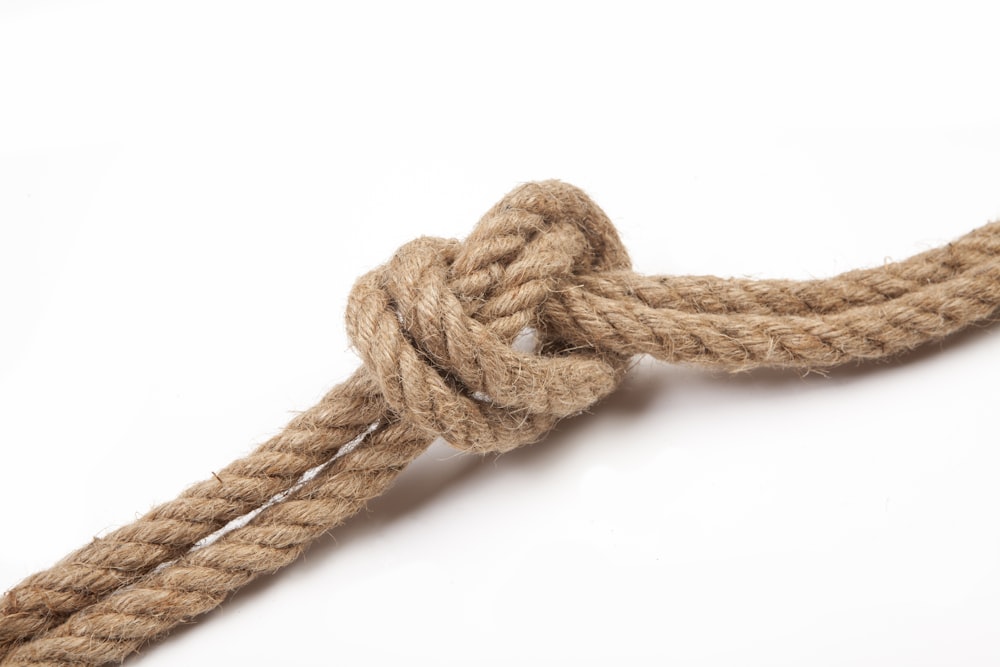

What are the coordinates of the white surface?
(2, 2, 1000, 665)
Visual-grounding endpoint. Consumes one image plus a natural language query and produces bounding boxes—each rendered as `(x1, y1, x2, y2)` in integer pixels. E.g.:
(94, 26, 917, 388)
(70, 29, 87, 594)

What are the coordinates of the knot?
(346, 180, 633, 454)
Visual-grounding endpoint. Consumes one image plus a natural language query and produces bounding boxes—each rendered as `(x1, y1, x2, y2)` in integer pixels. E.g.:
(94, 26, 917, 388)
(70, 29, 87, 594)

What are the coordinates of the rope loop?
(346, 180, 632, 453)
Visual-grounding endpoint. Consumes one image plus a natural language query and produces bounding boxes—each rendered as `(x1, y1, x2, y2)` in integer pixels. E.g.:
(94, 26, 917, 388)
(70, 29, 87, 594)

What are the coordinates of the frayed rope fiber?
(3, 180, 1000, 665)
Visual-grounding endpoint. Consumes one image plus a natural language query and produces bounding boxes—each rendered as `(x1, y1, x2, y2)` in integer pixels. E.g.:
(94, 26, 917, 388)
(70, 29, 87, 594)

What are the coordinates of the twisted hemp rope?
(3, 180, 1000, 665)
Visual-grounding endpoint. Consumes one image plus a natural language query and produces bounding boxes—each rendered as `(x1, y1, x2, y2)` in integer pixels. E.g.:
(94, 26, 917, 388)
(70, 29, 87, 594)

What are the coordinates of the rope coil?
(2, 180, 998, 665)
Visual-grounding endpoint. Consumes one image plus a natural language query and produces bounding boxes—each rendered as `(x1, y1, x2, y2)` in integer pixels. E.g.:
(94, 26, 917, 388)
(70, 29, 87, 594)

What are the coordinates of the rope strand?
(3, 420, 426, 667)
(0, 370, 383, 661)
(2, 180, 998, 665)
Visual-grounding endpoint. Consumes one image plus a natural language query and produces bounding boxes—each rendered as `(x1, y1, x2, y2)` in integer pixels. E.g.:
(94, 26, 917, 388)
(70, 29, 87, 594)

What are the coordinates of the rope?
(2, 180, 998, 665)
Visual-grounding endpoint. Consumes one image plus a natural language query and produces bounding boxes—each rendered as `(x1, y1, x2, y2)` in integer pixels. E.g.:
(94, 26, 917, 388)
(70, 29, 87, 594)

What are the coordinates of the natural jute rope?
(3, 180, 999, 665)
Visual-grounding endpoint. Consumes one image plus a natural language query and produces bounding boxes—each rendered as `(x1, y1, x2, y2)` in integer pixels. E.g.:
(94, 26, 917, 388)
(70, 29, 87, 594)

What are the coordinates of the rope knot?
(346, 180, 633, 453)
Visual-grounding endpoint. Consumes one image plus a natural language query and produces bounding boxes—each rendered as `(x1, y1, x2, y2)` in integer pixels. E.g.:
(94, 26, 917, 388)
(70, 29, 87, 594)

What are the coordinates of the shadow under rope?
(133, 316, 998, 658)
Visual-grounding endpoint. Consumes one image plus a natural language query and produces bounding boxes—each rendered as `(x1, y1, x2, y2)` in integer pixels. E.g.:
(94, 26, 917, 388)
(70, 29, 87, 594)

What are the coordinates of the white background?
(2, 2, 1000, 665)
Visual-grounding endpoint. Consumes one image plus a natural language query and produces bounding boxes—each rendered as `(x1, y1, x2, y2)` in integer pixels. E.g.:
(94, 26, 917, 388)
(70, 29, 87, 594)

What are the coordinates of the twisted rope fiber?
(3, 181, 1000, 665)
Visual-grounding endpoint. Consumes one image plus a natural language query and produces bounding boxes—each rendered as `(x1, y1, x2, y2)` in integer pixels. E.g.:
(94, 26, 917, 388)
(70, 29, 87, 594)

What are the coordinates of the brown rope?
(2, 180, 999, 666)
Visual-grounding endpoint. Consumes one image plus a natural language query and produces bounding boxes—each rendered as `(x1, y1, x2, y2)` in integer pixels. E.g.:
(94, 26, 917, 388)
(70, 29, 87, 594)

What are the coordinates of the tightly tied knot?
(346, 180, 633, 453)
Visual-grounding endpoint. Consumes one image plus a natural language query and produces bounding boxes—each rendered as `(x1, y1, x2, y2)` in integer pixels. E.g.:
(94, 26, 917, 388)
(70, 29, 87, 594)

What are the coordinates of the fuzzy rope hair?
(2, 180, 999, 665)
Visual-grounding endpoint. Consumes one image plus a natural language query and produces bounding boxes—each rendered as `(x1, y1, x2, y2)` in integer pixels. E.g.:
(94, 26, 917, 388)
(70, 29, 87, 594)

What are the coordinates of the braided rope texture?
(2, 180, 999, 665)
